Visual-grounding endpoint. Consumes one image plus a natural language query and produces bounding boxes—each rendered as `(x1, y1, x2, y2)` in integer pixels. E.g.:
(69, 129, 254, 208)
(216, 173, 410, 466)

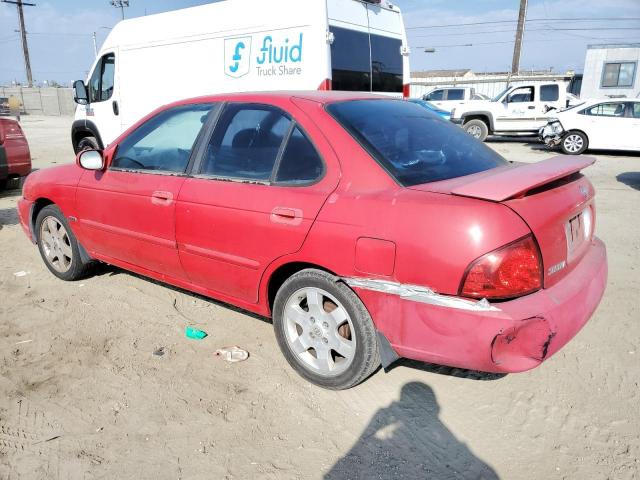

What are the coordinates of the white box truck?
(71, 0, 410, 152)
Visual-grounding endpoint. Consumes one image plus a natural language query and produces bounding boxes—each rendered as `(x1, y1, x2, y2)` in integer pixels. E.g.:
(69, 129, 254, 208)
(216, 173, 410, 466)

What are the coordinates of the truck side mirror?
(73, 80, 89, 105)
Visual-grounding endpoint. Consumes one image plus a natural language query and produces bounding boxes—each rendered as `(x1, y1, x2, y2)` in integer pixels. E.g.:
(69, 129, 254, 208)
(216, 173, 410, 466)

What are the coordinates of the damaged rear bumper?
(349, 237, 607, 373)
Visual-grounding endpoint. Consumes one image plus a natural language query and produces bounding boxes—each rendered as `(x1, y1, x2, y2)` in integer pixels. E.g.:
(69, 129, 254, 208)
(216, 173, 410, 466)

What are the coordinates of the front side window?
(112, 103, 214, 173)
(88, 53, 116, 103)
(200, 104, 291, 181)
(447, 89, 465, 101)
(632, 102, 640, 118)
(582, 102, 627, 117)
(425, 90, 444, 101)
(507, 87, 534, 103)
(328, 99, 507, 187)
(602, 62, 636, 88)
(540, 84, 559, 102)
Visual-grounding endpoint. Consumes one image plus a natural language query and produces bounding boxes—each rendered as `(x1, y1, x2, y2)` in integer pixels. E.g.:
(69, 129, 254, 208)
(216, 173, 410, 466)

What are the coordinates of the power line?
(417, 37, 640, 49)
(412, 27, 640, 38)
(407, 17, 640, 30)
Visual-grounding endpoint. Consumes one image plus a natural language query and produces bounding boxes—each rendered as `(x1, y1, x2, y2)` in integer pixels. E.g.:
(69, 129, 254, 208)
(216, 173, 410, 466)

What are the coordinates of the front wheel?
(75, 136, 99, 154)
(36, 205, 93, 281)
(561, 131, 588, 155)
(272, 269, 380, 389)
(463, 119, 489, 142)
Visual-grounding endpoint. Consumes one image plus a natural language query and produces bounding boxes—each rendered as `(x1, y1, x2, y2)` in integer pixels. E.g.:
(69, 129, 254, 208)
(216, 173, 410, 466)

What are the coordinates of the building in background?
(581, 44, 640, 99)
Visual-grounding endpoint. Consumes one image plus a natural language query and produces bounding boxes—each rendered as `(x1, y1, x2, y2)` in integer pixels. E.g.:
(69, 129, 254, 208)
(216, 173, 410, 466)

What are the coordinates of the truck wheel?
(464, 119, 489, 142)
(561, 131, 588, 155)
(35, 205, 93, 281)
(272, 269, 380, 389)
(75, 136, 99, 154)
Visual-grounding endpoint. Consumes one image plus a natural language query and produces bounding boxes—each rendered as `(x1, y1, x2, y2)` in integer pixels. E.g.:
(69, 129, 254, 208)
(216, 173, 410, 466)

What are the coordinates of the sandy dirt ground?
(1, 115, 639, 480)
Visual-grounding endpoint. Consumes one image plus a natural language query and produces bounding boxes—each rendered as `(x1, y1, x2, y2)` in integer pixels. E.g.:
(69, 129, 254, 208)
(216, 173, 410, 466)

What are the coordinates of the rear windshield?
(327, 99, 508, 186)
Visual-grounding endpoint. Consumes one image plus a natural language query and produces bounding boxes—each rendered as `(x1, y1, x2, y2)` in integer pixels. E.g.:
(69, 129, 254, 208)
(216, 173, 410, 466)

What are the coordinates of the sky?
(0, 0, 639, 86)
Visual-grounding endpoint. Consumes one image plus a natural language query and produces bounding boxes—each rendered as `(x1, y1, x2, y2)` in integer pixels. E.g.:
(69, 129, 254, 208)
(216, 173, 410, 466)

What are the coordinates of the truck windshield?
(328, 99, 507, 186)
(330, 26, 403, 93)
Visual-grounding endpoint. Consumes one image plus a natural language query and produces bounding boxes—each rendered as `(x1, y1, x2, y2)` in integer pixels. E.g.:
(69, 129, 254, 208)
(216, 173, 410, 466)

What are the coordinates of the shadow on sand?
(325, 382, 499, 479)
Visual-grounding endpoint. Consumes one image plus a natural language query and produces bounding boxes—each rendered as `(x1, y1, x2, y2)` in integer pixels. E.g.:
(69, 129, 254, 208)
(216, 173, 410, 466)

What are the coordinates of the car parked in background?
(19, 92, 606, 389)
(540, 99, 640, 154)
(0, 118, 31, 189)
(407, 98, 450, 120)
(422, 86, 487, 112)
(0, 97, 10, 116)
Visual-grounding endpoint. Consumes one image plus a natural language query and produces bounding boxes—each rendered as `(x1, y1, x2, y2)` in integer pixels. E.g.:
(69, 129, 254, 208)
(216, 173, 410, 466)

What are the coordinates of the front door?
(75, 102, 216, 279)
(578, 101, 628, 149)
(176, 101, 339, 303)
(498, 86, 537, 131)
(84, 52, 121, 147)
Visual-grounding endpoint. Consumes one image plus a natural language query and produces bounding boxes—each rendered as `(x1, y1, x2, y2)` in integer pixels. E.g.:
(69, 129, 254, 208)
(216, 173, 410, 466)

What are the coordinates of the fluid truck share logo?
(224, 32, 304, 79)
(224, 37, 252, 78)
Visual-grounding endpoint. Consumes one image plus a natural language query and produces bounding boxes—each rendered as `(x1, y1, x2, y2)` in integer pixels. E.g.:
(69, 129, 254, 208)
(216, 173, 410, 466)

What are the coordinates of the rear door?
(75, 103, 215, 279)
(176, 100, 340, 303)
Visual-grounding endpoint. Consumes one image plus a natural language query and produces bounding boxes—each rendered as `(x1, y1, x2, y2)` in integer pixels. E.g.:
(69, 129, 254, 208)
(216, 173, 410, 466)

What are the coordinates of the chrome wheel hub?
(40, 216, 73, 273)
(283, 287, 356, 377)
(467, 125, 482, 138)
(564, 134, 583, 153)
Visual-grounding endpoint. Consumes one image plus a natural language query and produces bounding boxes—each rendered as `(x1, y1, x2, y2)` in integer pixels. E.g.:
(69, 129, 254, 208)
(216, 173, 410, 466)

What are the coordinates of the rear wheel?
(464, 119, 489, 142)
(36, 205, 92, 280)
(561, 131, 588, 155)
(272, 269, 380, 389)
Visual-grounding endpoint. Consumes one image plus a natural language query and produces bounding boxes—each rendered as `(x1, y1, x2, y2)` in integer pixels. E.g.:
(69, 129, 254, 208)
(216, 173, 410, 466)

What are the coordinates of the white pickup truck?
(449, 83, 574, 141)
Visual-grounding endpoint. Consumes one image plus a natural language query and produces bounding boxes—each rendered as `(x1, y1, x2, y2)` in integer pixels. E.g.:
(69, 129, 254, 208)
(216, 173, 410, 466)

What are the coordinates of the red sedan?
(0, 118, 31, 189)
(18, 92, 607, 389)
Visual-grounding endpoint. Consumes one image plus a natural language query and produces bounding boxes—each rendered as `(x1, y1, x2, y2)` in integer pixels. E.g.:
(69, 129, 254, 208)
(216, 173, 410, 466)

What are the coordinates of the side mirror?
(73, 80, 89, 105)
(77, 149, 104, 170)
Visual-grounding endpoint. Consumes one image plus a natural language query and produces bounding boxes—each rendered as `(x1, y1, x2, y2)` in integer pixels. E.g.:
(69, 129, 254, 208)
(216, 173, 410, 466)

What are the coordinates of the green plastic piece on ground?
(185, 326, 208, 340)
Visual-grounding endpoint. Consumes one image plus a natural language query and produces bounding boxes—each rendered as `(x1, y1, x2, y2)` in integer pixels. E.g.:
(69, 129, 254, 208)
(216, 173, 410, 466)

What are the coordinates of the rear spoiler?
(451, 156, 595, 202)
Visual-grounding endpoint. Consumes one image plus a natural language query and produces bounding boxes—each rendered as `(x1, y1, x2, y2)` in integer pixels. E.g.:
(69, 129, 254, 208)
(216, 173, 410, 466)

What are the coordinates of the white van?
(71, 0, 410, 152)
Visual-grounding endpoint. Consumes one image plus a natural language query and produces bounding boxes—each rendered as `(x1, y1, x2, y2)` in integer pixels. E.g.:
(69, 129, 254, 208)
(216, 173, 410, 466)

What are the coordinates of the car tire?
(464, 119, 489, 142)
(75, 136, 99, 153)
(561, 130, 588, 155)
(35, 205, 93, 281)
(272, 269, 380, 389)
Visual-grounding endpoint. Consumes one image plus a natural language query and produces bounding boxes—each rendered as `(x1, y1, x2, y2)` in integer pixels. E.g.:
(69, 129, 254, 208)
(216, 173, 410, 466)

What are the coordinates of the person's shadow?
(325, 382, 499, 480)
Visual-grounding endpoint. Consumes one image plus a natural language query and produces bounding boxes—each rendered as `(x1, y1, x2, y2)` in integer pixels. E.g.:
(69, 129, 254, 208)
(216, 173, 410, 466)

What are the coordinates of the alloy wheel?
(40, 216, 73, 273)
(563, 134, 584, 153)
(467, 124, 482, 138)
(283, 287, 356, 377)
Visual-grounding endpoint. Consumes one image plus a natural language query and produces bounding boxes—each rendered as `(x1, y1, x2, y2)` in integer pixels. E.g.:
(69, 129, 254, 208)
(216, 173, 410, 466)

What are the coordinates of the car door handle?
(271, 207, 303, 225)
(151, 191, 173, 206)
(527, 106, 535, 109)
(113, 100, 119, 116)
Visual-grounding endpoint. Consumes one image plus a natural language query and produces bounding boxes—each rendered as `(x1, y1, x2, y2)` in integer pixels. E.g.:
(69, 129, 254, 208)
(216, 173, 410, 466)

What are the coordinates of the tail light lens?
(403, 84, 410, 98)
(460, 235, 542, 300)
(318, 79, 332, 91)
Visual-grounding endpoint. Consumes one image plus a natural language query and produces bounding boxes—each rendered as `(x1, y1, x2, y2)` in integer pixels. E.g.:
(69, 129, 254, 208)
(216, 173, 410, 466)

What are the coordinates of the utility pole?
(92, 32, 98, 57)
(110, 0, 129, 20)
(1, 0, 36, 87)
(511, 0, 528, 75)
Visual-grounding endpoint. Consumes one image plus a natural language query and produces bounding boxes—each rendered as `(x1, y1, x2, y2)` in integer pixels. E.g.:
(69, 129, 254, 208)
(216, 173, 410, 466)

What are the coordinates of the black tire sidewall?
(35, 205, 88, 281)
(76, 137, 99, 153)
(272, 269, 379, 390)
(561, 131, 588, 155)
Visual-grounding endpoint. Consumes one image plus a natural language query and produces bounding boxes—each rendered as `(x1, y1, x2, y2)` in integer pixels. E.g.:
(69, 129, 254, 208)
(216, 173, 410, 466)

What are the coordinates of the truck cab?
(422, 87, 488, 112)
(450, 83, 571, 141)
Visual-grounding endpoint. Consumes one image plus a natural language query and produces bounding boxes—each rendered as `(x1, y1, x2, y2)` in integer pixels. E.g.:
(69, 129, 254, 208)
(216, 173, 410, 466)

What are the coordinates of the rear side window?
(632, 103, 640, 118)
(582, 102, 627, 117)
(540, 84, 559, 102)
(327, 99, 507, 186)
(112, 103, 213, 173)
(88, 53, 116, 103)
(275, 127, 324, 184)
(370, 33, 403, 93)
(446, 89, 465, 101)
(201, 104, 291, 181)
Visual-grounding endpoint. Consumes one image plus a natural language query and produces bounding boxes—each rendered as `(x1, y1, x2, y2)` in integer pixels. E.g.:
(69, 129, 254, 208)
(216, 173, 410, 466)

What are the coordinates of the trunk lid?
(410, 156, 597, 287)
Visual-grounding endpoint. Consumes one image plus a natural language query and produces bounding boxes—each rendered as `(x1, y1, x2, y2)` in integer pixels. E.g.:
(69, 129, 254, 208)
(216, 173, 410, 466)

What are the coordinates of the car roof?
(171, 90, 393, 107)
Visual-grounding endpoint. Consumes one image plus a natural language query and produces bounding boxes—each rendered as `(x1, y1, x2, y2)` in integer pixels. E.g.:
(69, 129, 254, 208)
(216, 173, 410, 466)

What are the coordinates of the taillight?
(460, 235, 542, 300)
(318, 79, 332, 91)
(403, 84, 410, 98)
